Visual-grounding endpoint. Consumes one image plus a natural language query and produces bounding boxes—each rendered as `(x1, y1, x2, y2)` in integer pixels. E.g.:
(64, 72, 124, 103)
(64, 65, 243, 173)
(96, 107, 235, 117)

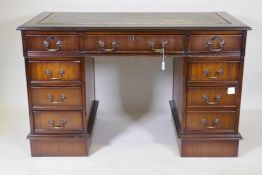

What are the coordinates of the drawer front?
(31, 87, 82, 108)
(26, 35, 79, 52)
(187, 87, 237, 107)
(33, 111, 83, 134)
(189, 35, 242, 52)
(81, 34, 185, 52)
(186, 111, 236, 132)
(29, 60, 82, 81)
(188, 61, 240, 81)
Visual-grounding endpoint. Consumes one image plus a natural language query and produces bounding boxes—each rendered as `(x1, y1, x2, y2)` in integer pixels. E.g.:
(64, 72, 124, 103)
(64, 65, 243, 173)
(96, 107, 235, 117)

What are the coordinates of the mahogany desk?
(17, 12, 251, 157)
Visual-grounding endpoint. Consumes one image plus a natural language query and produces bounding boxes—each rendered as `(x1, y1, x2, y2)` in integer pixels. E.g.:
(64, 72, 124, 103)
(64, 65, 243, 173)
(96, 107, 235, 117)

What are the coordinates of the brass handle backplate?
(148, 41, 168, 53)
(202, 95, 222, 105)
(43, 36, 62, 52)
(203, 68, 223, 79)
(48, 119, 67, 129)
(206, 36, 225, 52)
(200, 118, 220, 129)
(45, 69, 65, 80)
(47, 94, 66, 104)
(98, 40, 118, 52)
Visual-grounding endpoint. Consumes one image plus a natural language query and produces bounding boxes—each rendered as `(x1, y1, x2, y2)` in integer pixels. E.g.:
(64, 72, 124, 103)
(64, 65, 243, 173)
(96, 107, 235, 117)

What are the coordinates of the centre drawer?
(81, 34, 185, 53)
(187, 87, 237, 107)
(29, 60, 82, 82)
(31, 87, 83, 109)
(186, 111, 236, 133)
(33, 111, 84, 134)
(187, 60, 240, 82)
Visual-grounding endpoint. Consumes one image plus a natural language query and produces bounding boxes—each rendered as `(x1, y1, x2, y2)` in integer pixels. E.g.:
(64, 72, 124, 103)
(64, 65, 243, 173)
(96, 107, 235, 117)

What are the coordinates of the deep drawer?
(189, 35, 242, 52)
(33, 111, 84, 134)
(31, 87, 83, 109)
(186, 111, 236, 133)
(188, 60, 240, 82)
(26, 34, 79, 52)
(29, 60, 82, 81)
(81, 34, 185, 53)
(187, 87, 237, 107)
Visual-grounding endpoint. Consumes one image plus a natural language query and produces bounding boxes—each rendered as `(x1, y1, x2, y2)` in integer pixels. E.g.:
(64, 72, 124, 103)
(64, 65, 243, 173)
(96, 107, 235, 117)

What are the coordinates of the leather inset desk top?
(17, 12, 250, 30)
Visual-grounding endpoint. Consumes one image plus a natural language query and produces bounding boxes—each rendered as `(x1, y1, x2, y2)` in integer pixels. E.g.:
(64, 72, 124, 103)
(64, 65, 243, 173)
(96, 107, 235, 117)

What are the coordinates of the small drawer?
(33, 111, 84, 134)
(26, 35, 79, 52)
(31, 87, 82, 109)
(81, 34, 185, 53)
(29, 60, 82, 81)
(186, 111, 236, 132)
(189, 35, 242, 52)
(187, 87, 237, 107)
(188, 61, 240, 81)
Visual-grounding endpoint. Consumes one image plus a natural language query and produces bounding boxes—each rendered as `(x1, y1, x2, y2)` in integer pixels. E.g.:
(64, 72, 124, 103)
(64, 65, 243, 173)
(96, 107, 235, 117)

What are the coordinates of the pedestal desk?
(17, 12, 251, 157)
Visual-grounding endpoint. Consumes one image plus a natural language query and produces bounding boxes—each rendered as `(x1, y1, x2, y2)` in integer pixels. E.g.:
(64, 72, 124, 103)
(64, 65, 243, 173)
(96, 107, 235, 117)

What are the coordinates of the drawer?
(29, 60, 82, 81)
(31, 87, 82, 109)
(26, 35, 79, 52)
(189, 35, 242, 52)
(186, 111, 236, 132)
(187, 87, 237, 107)
(81, 34, 185, 53)
(33, 111, 84, 134)
(188, 60, 240, 81)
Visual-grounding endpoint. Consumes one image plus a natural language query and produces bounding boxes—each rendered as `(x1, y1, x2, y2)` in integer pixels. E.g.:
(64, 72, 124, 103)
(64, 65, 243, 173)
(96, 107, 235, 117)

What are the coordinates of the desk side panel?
(84, 57, 96, 128)
(172, 57, 187, 132)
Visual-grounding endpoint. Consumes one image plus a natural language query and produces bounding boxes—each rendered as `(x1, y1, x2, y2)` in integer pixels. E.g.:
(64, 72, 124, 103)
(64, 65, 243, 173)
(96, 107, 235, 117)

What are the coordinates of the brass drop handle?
(48, 119, 67, 129)
(148, 41, 168, 53)
(47, 94, 66, 104)
(98, 40, 118, 52)
(43, 36, 62, 52)
(203, 68, 223, 79)
(45, 69, 65, 80)
(206, 36, 225, 52)
(202, 95, 222, 105)
(200, 118, 220, 129)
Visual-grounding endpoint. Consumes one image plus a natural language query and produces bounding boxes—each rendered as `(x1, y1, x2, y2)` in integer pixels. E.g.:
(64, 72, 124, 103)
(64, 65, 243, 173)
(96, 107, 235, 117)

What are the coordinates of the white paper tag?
(227, 87, 235, 94)
(161, 60, 165, 70)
